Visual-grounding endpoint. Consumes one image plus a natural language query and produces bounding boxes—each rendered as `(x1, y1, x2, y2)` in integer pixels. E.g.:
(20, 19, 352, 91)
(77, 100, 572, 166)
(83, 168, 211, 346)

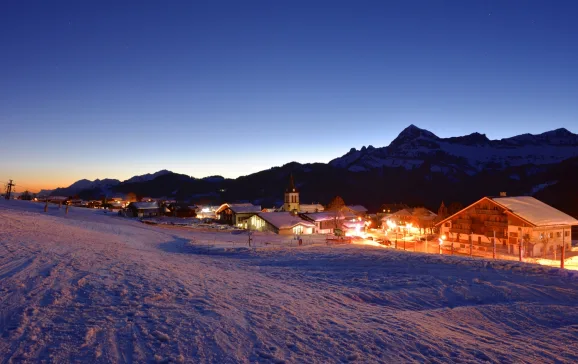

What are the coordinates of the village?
(15, 173, 578, 267)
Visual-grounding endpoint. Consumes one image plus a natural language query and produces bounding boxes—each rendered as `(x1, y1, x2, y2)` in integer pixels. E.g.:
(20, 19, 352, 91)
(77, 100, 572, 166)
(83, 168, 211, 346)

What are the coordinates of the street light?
(439, 235, 446, 254)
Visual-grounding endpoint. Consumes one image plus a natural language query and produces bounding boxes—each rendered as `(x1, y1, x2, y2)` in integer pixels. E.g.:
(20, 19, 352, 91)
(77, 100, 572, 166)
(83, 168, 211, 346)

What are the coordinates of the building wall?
(278, 226, 313, 235)
(234, 213, 257, 228)
(284, 192, 299, 212)
(219, 208, 234, 225)
(247, 215, 278, 233)
(439, 198, 574, 257)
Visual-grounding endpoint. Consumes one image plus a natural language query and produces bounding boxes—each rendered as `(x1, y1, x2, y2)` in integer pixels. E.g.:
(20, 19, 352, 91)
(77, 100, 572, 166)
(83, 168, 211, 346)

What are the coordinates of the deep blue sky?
(1, 0, 577, 190)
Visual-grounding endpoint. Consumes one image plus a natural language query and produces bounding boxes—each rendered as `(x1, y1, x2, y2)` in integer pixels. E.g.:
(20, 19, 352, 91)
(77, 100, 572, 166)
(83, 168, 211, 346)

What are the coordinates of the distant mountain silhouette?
(52, 126, 578, 217)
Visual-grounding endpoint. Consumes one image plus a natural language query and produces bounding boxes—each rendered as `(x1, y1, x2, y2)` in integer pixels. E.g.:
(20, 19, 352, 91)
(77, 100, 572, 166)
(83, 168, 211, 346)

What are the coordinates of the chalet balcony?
(475, 208, 503, 215)
(485, 231, 506, 238)
(455, 219, 472, 225)
(450, 228, 471, 234)
(484, 221, 508, 228)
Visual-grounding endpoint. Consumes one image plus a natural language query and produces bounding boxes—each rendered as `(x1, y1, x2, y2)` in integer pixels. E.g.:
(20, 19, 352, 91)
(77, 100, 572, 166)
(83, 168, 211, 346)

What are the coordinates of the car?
(376, 238, 391, 246)
(366, 236, 374, 240)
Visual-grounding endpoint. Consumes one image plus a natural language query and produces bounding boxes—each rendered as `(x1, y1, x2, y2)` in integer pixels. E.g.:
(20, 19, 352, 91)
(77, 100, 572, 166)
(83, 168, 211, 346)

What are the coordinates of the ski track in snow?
(1, 200, 578, 363)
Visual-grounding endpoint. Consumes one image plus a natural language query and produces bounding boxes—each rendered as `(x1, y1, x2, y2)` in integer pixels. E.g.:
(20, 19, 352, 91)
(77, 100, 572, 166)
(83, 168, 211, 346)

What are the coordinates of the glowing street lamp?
(438, 235, 446, 254)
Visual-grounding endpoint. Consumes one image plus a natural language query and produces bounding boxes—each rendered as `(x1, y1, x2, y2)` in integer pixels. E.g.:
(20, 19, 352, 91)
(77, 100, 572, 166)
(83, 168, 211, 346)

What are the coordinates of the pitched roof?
(257, 212, 315, 229)
(129, 202, 159, 210)
(229, 203, 262, 214)
(216, 203, 261, 214)
(436, 196, 578, 228)
(302, 211, 357, 222)
(346, 205, 368, 213)
(491, 196, 578, 227)
(299, 204, 325, 213)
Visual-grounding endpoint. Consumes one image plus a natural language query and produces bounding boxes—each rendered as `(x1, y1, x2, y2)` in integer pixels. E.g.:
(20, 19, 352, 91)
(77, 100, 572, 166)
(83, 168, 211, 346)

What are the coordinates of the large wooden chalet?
(435, 196, 577, 257)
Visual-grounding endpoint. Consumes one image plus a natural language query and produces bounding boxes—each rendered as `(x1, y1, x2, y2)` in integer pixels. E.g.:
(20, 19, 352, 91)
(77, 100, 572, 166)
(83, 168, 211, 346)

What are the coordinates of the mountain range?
(48, 125, 578, 217)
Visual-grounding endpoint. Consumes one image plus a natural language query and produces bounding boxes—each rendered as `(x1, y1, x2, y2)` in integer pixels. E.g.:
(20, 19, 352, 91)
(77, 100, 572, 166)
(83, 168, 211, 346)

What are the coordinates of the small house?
(126, 202, 160, 218)
(301, 211, 358, 234)
(344, 205, 368, 217)
(247, 212, 315, 235)
(216, 203, 262, 228)
(165, 203, 197, 218)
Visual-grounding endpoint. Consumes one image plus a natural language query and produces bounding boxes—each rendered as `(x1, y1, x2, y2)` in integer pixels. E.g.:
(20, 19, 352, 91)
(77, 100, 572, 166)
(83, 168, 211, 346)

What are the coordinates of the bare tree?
(326, 196, 346, 236)
(412, 207, 432, 235)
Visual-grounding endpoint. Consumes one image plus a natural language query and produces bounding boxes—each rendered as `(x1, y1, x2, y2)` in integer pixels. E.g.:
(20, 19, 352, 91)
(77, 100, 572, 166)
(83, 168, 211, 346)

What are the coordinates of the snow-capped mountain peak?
(329, 125, 578, 175)
(389, 124, 439, 148)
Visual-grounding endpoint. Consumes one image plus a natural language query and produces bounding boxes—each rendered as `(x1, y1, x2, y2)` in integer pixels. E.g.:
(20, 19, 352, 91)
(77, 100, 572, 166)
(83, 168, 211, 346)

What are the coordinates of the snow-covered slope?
(330, 125, 578, 174)
(2, 199, 578, 362)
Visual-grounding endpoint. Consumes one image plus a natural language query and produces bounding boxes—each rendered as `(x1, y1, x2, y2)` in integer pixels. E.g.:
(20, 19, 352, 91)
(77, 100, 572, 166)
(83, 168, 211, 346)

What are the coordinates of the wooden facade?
(437, 197, 574, 258)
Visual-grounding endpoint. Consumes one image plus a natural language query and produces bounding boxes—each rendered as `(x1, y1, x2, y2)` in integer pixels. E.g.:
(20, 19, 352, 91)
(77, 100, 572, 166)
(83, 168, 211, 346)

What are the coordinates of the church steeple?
(283, 174, 300, 212)
(286, 173, 297, 193)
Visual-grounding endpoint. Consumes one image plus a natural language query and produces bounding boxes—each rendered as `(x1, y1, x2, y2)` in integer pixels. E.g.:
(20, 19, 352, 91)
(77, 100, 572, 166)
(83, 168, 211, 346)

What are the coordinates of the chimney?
(500, 192, 507, 197)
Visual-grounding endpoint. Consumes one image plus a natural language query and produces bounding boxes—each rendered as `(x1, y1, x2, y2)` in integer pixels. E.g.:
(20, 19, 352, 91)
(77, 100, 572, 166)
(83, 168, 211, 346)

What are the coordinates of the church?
(277, 174, 324, 214)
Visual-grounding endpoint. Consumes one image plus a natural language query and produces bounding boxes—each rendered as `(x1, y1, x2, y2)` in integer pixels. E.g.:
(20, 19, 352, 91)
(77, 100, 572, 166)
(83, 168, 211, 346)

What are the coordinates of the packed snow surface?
(492, 196, 578, 226)
(2, 200, 578, 363)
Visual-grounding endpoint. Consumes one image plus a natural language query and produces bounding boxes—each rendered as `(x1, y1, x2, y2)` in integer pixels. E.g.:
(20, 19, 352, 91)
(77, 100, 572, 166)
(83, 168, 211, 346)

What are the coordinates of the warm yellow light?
(441, 234, 446, 240)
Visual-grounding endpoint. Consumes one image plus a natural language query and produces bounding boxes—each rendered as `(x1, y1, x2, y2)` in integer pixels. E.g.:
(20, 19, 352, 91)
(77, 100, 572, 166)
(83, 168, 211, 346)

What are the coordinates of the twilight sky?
(1, 0, 577, 191)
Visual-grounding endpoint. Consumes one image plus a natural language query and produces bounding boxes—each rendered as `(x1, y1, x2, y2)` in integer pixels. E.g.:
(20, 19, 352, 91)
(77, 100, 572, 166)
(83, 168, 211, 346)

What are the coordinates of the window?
(549, 232, 553, 239)
(557, 232, 561, 238)
(565, 231, 570, 237)
(444, 223, 450, 227)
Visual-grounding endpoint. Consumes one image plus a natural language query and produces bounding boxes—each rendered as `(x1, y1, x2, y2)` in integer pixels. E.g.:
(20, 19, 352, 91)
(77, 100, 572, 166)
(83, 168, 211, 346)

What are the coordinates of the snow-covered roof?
(347, 205, 368, 213)
(388, 208, 437, 219)
(229, 203, 261, 214)
(302, 211, 357, 222)
(491, 196, 578, 227)
(257, 212, 315, 229)
(129, 202, 159, 210)
(216, 203, 261, 214)
(299, 204, 325, 213)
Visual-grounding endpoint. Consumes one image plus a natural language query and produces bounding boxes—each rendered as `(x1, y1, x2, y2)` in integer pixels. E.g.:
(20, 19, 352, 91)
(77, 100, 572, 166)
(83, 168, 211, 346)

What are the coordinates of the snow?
(530, 180, 558, 194)
(299, 204, 325, 213)
(217, 203, 262, 214)
(492, 196, 578, 227)
(128, 201, 159, 210)
(257, 212, 315, 229)
(346, 205, 368, 213)
(303, 211, 357, 221)
(2, 199, 578, 362)
(330, 126, 578, 174)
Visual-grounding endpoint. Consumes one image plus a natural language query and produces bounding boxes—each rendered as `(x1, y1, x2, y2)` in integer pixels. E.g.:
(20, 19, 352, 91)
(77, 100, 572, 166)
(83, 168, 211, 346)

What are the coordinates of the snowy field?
(2, 200, 578, 363)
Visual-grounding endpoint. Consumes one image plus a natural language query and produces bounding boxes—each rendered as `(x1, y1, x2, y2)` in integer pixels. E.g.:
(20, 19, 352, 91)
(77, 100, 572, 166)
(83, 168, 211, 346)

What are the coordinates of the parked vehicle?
(376, 238, 391, 246)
